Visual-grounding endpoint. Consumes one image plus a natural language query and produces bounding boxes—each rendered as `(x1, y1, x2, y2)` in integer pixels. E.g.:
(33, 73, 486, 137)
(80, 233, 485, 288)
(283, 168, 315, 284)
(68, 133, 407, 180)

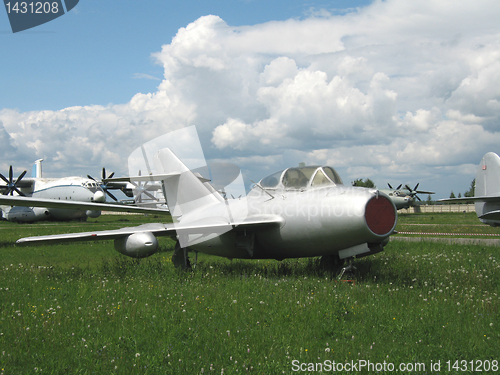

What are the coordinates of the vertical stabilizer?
(31, 159, 43, 178)
(153, 148, 223, 218)
(474, 152, 500, 225)
(475, 152, 500, 197)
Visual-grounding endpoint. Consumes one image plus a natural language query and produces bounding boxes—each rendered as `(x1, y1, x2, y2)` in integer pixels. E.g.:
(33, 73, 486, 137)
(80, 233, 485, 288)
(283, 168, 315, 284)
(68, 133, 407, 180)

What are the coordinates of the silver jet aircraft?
(440, 152, 500, 226)
(17, 149, 398, 271)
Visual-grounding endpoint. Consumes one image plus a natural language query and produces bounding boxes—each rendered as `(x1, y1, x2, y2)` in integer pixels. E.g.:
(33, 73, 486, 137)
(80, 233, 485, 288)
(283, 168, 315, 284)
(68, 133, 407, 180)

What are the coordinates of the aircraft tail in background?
(475, 152, 500, 198)
(473, 152, 500, 225)
(438, 152, 500, 226)
(31, 159, 43, 178)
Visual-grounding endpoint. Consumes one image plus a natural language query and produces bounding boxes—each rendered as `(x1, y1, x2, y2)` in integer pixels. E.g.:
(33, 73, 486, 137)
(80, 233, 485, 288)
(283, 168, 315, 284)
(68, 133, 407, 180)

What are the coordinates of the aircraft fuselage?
(1, 177, 102, 222)
(183, 186, 397, 260)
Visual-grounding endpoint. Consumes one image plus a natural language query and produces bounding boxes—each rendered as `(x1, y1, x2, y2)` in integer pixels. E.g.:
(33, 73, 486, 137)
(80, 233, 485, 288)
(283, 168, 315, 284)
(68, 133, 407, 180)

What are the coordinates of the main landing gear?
(172, 242, 191, 270)
(319, 254, 356, 278)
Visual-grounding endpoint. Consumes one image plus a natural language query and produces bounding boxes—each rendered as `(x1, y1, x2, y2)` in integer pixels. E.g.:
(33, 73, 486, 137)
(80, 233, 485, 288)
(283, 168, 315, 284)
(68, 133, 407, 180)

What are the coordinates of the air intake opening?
(365, 195, 396, 235)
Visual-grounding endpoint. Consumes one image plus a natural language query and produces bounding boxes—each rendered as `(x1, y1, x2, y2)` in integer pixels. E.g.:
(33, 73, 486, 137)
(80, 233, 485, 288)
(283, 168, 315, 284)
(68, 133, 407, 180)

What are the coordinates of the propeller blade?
(396, 184, 402, 190)
(13, 187, 26, 197)
(87, 175, 97, 182)
(106, 190, 118, 201)
(388, 183, 393, 189)
(143, 191, 157, 201)
(9, 166, 13, 183)
(413, 183, 420, 191)
(15, 170, 27, 184)
(0, 173, 10, 185)
(108, 172, 115, 179)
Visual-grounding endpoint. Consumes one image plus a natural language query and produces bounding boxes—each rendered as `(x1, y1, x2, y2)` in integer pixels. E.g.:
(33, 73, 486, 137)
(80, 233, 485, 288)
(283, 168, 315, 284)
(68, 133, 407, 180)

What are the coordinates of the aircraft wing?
(16, 223, 175, 245)
(0, 195, 170, 215)
(16, 214, 284, 245)
(416, 190, 435, 195)
(105, 173, 211, 184)
(438, 196, 500, 203)
(104, 173, 177, 182)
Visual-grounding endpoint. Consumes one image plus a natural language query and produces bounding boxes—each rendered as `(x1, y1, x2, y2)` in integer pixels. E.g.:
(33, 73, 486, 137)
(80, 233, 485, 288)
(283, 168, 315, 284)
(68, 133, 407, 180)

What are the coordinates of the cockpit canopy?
(259, 166, 343, 190)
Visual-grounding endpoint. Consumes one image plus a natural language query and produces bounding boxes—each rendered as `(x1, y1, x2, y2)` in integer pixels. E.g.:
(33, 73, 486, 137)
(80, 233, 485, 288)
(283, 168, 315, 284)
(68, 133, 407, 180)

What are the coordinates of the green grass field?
(1, 213, 499, 374)
(395, 212, 500, 237)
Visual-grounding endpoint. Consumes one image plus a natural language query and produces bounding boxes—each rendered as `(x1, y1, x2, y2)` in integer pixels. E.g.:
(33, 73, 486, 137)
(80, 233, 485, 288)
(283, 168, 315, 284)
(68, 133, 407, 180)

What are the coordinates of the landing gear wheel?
(172, 241, 192, 270)
(319, 254, 344, 275)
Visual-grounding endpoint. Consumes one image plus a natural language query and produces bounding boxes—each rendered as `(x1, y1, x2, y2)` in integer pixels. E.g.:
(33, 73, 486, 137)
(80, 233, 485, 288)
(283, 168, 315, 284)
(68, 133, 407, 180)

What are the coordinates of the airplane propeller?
(0, 166, 27, 196)
(405, 183, 422, 201)
(130, 170, 158, 204)
(87, 167, 118, 201)
(387, 183, 402, 190)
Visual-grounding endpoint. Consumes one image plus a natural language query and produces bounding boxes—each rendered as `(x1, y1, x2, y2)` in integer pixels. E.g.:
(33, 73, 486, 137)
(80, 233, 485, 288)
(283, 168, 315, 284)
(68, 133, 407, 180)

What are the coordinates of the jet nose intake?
(364, 195, 397, 236)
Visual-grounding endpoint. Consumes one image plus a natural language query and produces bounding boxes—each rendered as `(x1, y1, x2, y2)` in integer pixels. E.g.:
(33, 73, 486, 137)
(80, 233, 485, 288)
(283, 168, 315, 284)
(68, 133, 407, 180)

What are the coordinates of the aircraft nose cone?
(93, 190, 106, 203)
(364, 195, 397, 236)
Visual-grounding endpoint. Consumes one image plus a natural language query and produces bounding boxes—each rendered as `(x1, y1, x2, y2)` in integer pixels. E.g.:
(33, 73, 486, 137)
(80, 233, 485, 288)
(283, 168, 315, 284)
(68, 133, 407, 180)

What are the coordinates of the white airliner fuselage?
(1, 176, 105, 222)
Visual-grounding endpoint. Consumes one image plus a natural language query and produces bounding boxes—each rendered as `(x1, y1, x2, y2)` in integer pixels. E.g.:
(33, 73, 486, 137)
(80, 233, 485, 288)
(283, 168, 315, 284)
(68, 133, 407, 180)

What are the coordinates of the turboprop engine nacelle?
(93, 191, 106, 203)
(86, 210, 101, 218)
(4, 206, 50, 222)
(114, 232, 159, 258)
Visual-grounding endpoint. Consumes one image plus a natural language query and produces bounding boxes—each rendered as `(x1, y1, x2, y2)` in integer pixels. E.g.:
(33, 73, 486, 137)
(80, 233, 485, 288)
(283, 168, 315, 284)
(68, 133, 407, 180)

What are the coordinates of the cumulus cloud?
(1, 0, 500, 197)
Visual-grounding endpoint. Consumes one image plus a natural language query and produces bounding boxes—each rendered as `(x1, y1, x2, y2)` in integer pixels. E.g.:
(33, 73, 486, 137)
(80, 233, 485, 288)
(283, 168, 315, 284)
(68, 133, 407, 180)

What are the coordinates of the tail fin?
(153, 148, 223, 218)
(475, 152, 500, 197)
(31, 159, 43, 178)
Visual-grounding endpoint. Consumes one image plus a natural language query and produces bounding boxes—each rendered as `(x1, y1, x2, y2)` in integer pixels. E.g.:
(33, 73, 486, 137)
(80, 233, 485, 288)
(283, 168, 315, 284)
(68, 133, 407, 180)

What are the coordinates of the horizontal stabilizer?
(478, 210, 500, 221)
(439, 195, 500, 203)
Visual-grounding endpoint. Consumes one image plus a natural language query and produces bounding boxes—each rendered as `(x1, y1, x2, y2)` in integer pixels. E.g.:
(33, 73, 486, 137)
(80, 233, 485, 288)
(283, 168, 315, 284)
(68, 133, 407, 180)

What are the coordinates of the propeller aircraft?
(17, 148, 398, 272)
(0, 160, 149, 222)
(380, 183, 434, 210)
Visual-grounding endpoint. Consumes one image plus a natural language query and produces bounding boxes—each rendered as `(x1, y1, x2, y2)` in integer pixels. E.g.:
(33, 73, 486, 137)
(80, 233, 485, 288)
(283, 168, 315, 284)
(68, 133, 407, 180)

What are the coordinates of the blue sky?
(1, 0, 499, 199)
(0, 0, 371, 111)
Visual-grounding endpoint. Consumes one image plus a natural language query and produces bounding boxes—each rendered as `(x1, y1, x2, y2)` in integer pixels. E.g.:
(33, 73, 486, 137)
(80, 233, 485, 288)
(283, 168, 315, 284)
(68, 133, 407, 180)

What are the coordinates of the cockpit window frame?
(259, 170, 283, 188)
(322, 166, 343, 185)
(257, 165, 343, 191)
